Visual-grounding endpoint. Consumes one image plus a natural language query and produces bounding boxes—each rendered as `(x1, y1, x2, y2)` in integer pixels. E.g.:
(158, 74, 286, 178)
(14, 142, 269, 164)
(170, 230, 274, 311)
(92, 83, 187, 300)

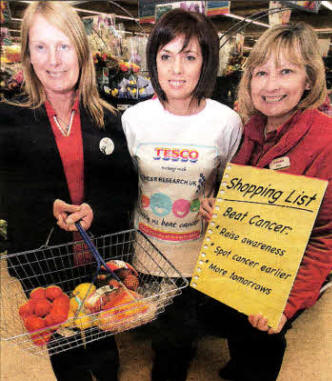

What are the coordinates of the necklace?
(53, 110, 75, 137)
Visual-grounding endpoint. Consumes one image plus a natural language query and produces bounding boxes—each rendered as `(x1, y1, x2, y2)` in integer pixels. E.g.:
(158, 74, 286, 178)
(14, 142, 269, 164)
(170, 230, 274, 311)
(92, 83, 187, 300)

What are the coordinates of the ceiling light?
(223, 13, 270, 28)
(322, 1, 332, 11)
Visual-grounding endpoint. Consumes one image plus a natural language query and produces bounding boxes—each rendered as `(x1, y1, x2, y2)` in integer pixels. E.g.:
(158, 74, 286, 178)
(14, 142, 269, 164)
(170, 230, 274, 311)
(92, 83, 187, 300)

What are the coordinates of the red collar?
(233, 109, 319, 167)
(245, 110, 303, 144)
(44, 96, 80, 117)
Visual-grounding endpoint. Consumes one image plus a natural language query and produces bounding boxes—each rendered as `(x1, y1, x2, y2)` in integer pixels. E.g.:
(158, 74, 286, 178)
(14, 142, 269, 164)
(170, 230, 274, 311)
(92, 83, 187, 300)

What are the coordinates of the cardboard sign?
(191, 163, 327, 329)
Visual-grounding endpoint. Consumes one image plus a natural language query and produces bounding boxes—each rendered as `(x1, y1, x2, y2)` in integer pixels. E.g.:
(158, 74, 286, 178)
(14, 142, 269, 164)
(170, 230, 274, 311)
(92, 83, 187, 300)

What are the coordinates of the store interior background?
(1, 1, 331, 107)
(1, 1, 332, 380)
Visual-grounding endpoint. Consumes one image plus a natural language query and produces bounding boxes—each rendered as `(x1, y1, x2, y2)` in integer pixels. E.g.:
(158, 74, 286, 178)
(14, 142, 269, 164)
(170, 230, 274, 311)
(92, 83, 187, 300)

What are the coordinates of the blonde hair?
(238, 22, 327, 122)
(19, 1, 115, 127)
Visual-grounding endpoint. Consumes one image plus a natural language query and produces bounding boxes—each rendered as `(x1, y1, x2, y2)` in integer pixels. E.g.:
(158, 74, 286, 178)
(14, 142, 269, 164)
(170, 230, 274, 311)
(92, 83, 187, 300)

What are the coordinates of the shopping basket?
(0, 225, 189, 357)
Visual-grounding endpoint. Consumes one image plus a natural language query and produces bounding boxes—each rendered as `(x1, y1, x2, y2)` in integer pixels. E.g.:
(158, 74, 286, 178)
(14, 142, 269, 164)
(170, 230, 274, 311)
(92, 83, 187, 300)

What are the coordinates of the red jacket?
(232, 109, 332, 319)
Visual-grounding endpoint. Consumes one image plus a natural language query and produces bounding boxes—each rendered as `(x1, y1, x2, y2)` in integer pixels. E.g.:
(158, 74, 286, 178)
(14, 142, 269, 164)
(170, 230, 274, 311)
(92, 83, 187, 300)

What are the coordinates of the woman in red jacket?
(200, 22, 332, 381)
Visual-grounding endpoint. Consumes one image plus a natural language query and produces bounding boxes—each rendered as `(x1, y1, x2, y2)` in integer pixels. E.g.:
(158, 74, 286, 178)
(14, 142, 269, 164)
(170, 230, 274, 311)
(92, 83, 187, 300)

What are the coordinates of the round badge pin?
(99, 137, 114, 155)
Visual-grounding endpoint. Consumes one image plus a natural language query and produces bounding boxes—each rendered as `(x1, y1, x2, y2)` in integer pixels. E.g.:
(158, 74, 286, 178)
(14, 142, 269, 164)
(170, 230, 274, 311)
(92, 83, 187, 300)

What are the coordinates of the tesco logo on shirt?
(153, 148, 199, 163)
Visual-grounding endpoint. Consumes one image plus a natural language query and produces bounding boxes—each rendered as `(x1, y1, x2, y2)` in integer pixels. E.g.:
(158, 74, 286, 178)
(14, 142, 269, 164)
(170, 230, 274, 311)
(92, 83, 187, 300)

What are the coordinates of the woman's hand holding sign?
(200, 198, 216, 222)
(248, 313, 287, 334)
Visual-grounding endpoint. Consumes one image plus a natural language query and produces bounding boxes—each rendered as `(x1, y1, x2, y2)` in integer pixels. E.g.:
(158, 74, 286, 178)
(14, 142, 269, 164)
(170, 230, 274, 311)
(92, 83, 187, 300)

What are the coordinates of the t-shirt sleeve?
(215, 109, 243, 188)
(226, 112, 243, 162)
(121, 108, 135, 158)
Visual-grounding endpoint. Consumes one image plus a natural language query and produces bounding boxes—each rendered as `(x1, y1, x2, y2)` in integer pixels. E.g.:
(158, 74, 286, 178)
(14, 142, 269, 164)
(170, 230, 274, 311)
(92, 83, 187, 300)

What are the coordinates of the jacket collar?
(234, 109, 316, 167)
(244, 110, 305, 143)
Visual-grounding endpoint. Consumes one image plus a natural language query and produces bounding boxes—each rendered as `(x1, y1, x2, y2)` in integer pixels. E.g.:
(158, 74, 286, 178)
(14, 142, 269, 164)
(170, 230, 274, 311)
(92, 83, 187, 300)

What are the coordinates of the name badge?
(269, 156, 290, 170)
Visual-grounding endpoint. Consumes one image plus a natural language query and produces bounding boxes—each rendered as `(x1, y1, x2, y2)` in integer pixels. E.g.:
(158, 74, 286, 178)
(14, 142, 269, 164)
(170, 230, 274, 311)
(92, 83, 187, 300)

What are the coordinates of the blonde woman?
(0, 2, 137, 381)
(201, 22, 332, 381)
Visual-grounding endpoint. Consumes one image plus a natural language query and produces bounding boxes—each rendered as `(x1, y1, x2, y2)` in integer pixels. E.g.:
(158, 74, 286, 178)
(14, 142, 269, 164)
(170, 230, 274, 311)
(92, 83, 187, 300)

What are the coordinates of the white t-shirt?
(122, 98, 242, 277)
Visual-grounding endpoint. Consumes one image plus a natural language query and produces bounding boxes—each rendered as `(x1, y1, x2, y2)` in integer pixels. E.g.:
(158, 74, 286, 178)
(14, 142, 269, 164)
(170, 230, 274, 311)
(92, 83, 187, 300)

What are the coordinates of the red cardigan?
(232, 109, 332, 319)
(45, 98, 83, 205)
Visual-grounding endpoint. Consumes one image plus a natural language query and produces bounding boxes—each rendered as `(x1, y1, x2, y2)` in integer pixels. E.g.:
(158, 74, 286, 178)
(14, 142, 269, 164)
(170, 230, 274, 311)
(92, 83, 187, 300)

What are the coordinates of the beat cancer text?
(222, 206, 293, 235)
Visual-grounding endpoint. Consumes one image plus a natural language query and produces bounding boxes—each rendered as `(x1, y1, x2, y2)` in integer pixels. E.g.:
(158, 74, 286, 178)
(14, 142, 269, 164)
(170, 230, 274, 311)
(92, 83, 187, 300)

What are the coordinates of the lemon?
(72, 283, 96, 301)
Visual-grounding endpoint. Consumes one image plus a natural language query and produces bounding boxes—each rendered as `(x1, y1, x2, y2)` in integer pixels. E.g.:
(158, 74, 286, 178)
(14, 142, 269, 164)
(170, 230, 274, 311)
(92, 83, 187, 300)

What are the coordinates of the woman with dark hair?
(201, 22, 332, 381)
(122, 8, 242, 381)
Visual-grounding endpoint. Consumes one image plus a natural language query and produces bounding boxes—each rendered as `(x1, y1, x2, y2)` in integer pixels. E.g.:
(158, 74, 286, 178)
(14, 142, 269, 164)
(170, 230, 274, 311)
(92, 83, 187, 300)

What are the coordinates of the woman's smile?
(262, 95, 287, 103)
(46, 70, 67, 78)
(168, 80, 186, 88)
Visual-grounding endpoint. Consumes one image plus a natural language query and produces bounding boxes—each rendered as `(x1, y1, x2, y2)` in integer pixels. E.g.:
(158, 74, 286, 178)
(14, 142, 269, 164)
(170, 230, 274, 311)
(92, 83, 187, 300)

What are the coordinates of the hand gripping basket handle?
(75, 222, 136, 300)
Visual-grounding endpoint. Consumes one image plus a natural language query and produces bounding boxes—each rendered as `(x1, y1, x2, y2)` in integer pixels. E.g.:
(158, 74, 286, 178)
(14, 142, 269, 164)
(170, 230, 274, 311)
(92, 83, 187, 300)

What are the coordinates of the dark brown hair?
(147, 8, 219, 104)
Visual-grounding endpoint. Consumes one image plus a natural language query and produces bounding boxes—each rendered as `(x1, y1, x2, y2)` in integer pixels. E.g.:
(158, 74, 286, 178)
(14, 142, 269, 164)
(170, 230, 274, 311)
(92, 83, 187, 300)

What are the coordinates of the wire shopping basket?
(0, 226, 189, 357)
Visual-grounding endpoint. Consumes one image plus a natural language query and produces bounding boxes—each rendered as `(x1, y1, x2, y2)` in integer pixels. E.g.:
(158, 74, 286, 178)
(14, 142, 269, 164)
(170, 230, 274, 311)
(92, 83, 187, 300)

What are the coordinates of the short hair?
(20, 1, 114, 126)
(147, 8, 219, 104)
(237, 22, 327, 122)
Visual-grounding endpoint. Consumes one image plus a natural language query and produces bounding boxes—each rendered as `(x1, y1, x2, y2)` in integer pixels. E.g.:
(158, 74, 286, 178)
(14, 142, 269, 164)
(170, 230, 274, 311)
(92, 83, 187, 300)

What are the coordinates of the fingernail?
(66, 217, 73, 224)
